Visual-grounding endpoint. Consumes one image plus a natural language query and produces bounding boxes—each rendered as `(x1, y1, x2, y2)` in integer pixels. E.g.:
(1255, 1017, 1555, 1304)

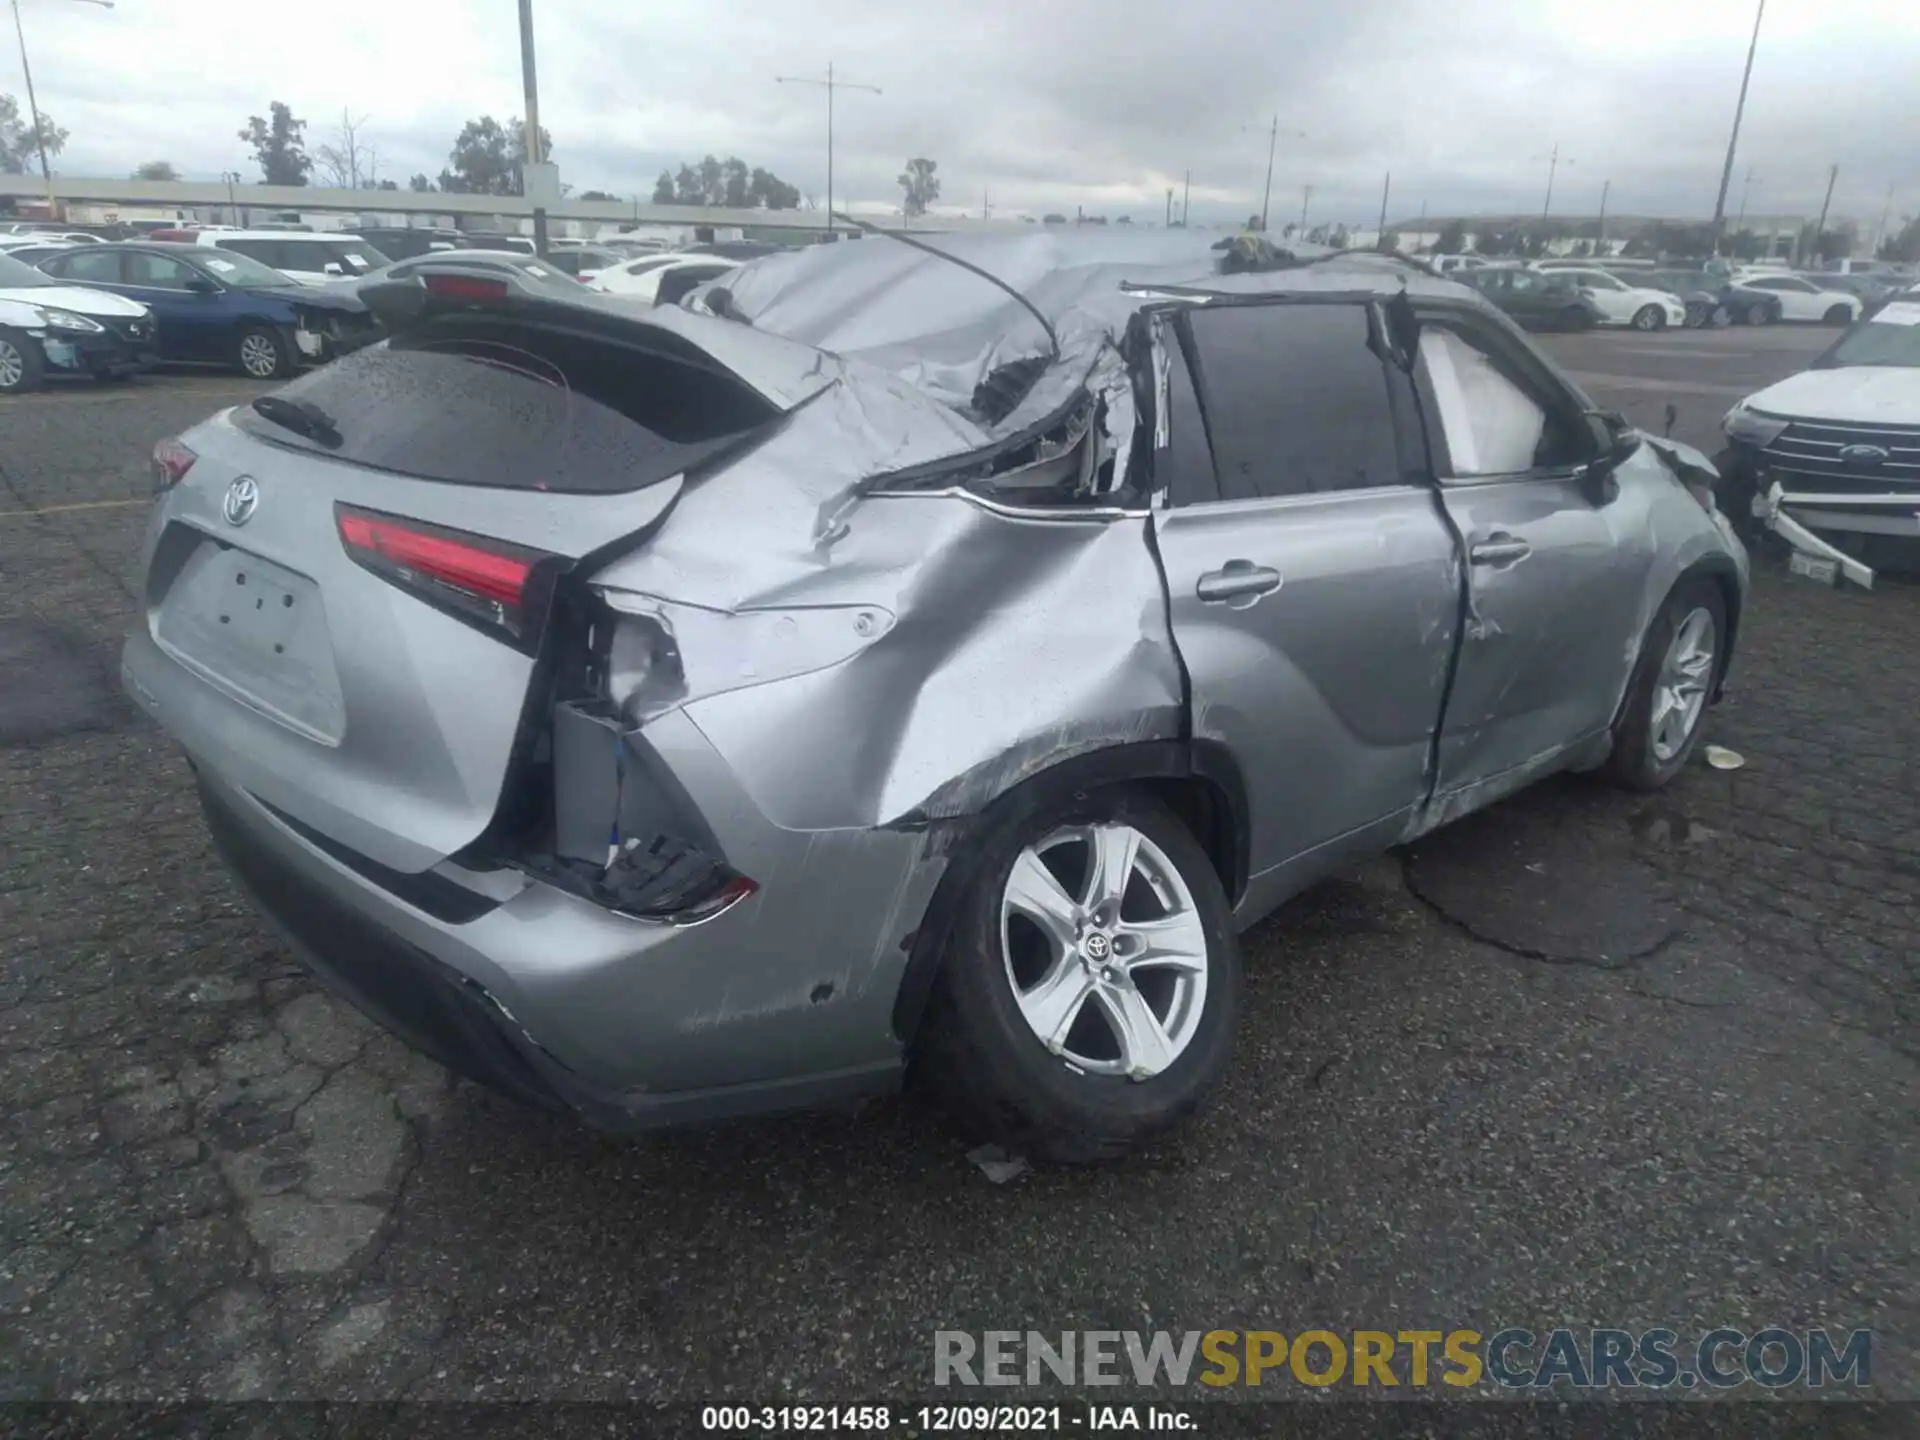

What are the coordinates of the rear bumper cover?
(117, 569, 953, 1129)
(190, 765, 925, 1129)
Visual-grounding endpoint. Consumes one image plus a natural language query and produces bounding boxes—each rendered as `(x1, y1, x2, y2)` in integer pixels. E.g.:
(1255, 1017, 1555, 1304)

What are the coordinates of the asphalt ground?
(2, 326, 1917, 1414)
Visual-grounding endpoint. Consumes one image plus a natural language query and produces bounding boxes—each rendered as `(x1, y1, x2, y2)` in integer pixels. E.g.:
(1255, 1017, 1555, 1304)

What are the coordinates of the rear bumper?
(186, 764, 928, 1129)
(125, 607, 947, 1128)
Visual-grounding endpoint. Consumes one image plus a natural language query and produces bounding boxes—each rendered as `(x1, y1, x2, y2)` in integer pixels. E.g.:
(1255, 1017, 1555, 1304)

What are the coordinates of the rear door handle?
(1197, 561, 1283, 606)
(1468, 534, 1532, 566)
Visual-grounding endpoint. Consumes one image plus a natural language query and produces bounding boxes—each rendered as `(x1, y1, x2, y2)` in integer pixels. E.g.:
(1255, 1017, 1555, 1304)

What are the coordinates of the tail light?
(335, 504, 557, 651)
(151, 437, 196, 493)
(421, 273, 510, 302)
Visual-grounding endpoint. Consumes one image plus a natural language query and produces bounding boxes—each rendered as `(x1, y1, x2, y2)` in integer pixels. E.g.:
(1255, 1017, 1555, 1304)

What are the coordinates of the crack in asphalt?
(1397, 852, 1683, 970)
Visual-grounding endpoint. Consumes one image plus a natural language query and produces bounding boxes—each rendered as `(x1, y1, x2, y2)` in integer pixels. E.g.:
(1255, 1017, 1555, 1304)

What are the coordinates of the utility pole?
(1597, 179, 1610, 251)
(9, 0, 115, 222)
(221, 170, 242, 226)
(1812, 163, 1838, 257)
(1542, 143, 1561, 218)
(1260, 115, 1278, 231)
(1299, 183, 1312, 234)
(1712, 0, 1767, 245)
(983, 188, 990, 222)
(1376, 171, 1391, 246)
(1736, 167, 1757, 230)
(1874, 183, 1895, 259)
(1165, 188, 1174, 227)
(776, 62, 882, 241)
(1182, 170, 1190, 228)
(516, 0, 548, 255)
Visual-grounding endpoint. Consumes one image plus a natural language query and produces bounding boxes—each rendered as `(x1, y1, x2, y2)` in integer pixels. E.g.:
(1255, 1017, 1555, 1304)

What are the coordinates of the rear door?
(128, 301, 803, 873)
(120, 250, 225, 361)
(1150, 300, 1461, 918)
(1412, 311, 1650, 799)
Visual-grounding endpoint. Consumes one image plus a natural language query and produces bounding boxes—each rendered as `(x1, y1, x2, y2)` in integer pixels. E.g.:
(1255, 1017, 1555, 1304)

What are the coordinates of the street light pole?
(1299, 183, 1312, 235)
(776, 62, 881, 241)
(1597, 178, 1610, 250)
(1376, 171, 1391, 247)
(1182, 169, 1190, 227)
(1542, 143, 1560, 218)
(1260, 115, 1277, 231)
(516, 0, 548, 255)
(1711, 0, 1766, 245)
(9, 0, 113, 222)
(221, 170, 242, 226)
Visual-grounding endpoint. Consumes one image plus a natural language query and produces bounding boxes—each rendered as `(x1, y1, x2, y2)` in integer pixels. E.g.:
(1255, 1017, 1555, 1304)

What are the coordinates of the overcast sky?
(10, 0, 1918, 231)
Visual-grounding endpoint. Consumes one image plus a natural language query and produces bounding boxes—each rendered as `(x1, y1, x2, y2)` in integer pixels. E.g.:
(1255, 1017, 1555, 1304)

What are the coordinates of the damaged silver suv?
(123, 234, 1748, 1161)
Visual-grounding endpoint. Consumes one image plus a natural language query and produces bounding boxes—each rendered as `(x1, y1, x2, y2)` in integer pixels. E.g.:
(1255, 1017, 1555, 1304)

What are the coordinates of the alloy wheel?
(1000, 823, 1209, 1081)
(1650, 607, 1716, 763)
(0, 338, 23, 390)
(239, 334, 279, 378)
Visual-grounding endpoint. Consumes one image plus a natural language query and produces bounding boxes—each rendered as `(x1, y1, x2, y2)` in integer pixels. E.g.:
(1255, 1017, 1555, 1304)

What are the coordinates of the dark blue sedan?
(33, 242, 380, 378)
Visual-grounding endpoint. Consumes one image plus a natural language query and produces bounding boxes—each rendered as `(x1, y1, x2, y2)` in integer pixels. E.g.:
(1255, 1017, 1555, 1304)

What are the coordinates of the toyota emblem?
(222, 477, 260, 527)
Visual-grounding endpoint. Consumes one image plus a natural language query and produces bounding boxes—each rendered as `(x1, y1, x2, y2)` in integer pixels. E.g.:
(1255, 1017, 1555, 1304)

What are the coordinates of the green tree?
(1, 93, 68, 175)
(442, 116, 552, 196)
(237, 101, 311, 186)
(579, 189, 617, 201)
(1880, 215, 1920, 263)
(747, 167, 800, 209)
(1434, 219, 1467, 253)
(898, 157, 941, 216)
(652, 170, 675, 204)
(132, 159, 179, 181)
(408, 173, 434, 192)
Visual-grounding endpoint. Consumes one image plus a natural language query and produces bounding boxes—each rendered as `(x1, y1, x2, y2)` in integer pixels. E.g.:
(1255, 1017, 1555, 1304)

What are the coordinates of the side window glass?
(125, 253, 191, 289)
(1416, 327, 1584, 477)
(56, 248, 122, 283)
(1183, 303, 1404, 500)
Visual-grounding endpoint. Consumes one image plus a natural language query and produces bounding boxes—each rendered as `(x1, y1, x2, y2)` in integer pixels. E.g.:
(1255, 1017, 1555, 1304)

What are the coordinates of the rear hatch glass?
(230, 316, 779, 493)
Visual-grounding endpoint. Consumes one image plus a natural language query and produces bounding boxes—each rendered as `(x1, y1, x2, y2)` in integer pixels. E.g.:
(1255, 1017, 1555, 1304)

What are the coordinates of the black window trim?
(1168, 293, 1431, 511)
(1409, 301, 1600, 483)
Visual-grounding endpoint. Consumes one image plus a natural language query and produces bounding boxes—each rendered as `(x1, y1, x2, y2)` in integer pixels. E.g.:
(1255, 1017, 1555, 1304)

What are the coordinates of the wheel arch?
(888, 738, 1249, 1048)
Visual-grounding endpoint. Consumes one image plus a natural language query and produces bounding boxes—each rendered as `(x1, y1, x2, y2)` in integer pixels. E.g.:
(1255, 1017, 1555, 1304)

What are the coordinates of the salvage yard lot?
(2, 324, 1918, 1402)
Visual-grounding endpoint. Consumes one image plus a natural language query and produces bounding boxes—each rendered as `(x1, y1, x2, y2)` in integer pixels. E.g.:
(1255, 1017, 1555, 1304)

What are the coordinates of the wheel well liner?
(889, 739, 1248, 1048)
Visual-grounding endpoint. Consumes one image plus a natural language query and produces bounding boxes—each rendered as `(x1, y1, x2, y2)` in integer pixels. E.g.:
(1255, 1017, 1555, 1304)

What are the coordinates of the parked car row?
(0, 229, 782, 393)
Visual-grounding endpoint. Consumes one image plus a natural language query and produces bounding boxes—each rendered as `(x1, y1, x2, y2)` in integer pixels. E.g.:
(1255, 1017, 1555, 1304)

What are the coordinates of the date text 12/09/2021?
(701, 1406, 1192, 1432)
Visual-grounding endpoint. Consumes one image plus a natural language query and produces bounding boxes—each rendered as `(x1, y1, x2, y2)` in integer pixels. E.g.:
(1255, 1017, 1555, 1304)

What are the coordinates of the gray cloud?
(10, 0, 1917, 232)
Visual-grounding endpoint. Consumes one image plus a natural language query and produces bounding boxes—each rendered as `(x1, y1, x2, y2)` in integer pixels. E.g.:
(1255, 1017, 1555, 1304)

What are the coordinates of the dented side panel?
(650, 498, 1184, 833)
(1152, 486, 1461, 919)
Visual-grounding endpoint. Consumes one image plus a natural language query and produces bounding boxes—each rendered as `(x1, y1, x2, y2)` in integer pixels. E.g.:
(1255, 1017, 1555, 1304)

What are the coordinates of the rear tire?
(1747, 304, 1773, 326)
(1711, 304, 1732, 327)
(915, 786, 1241, 1164)
(235, 325, 291, 380)
(0, 327, 45, 395)
(1631, 304, 1664, 331)
(1604, 578, 1728, 792)
(1823, 304, 1854, 326)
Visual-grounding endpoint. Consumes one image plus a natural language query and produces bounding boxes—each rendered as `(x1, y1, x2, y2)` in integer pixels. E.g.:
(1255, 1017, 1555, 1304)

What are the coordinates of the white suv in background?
(195, 231, 391, 286)
(1731, 272, 1863, 324)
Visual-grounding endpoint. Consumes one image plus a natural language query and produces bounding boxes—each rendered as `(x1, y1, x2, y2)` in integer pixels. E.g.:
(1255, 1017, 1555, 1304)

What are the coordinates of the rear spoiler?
(357, 263, 837, 413)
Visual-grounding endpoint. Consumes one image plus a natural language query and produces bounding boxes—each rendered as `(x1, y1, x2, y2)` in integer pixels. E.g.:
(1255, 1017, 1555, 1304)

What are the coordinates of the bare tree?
(313, 109, 375, 189)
